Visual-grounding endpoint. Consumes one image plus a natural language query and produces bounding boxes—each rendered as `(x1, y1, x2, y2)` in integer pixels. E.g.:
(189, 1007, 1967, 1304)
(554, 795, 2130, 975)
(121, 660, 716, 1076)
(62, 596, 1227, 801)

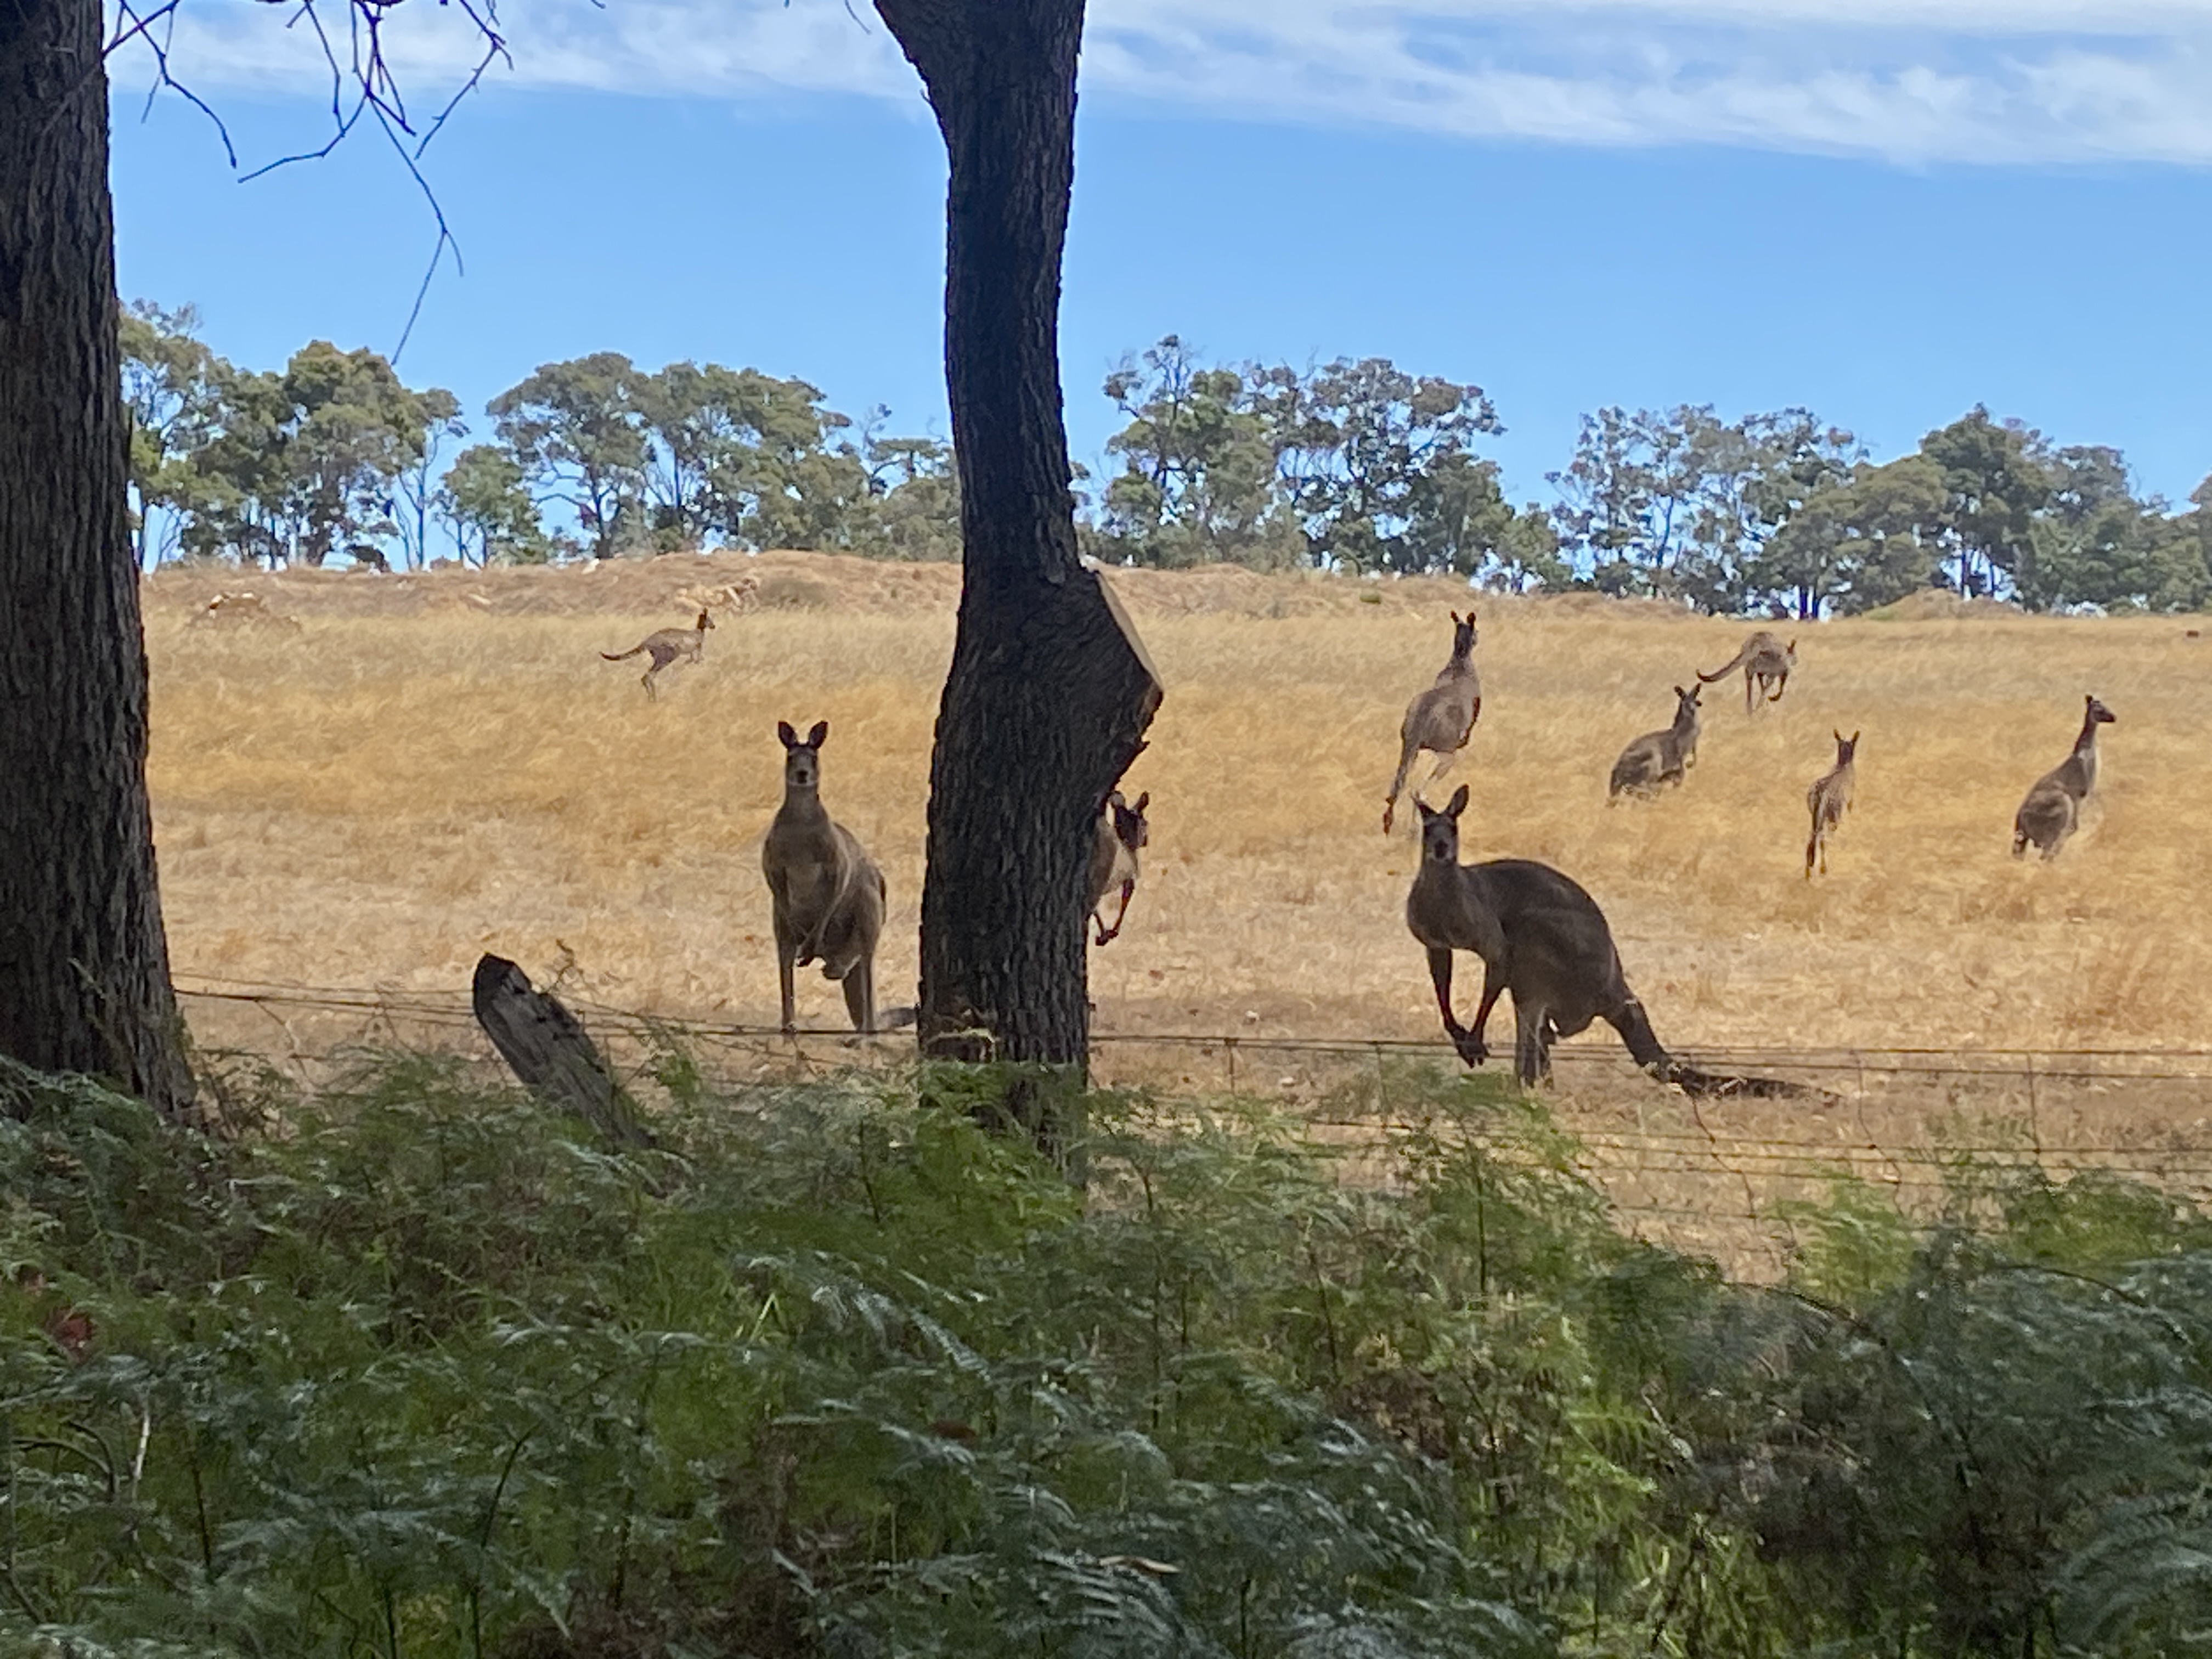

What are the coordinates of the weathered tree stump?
(471, 954, 650, 1147)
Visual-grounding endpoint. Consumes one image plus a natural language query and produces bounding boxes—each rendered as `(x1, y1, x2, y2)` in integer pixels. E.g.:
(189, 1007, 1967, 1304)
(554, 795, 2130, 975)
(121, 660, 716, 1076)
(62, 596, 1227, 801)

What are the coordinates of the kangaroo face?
(698, 609, 716, 632)
(1109, 790, 1150, 853)
(2086, 695, 2116, 726)
(1834, 729, 1859, 765)
(1448, 610, 1477, 658)
(1415, 783, 1470, 866)
(1674, 684, 1701, 719)
(776, 719, 830, 791)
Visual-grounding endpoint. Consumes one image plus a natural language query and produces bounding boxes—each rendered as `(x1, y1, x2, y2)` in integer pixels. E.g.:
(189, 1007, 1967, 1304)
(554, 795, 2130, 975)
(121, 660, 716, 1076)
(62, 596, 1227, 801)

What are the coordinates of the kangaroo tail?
(1696, 644, 1753, 683)
(879, 1005, 919, 1030)
(1613, 996, 1807, 1098)
(601, 646, 642, 661)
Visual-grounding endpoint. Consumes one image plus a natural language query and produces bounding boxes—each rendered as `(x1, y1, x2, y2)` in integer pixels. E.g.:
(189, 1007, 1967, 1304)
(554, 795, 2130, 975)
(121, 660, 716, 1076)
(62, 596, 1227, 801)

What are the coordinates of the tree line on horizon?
(122, 306, 2212, 617)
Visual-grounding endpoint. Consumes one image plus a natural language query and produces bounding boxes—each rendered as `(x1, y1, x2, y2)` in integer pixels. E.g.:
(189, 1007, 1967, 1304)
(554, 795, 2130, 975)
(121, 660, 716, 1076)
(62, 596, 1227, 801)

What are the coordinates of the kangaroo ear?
(1447, 784, 1469, 819)
(1134, 792, 1149, 814)
(808, 720, 830, 748)
(1850, 730, 1860, 745)
(776, 720, 797, 749)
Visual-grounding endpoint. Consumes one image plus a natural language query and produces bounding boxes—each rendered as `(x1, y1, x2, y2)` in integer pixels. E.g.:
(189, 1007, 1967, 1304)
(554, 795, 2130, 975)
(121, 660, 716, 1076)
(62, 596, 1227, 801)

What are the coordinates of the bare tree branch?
(103, 0, 511, 360)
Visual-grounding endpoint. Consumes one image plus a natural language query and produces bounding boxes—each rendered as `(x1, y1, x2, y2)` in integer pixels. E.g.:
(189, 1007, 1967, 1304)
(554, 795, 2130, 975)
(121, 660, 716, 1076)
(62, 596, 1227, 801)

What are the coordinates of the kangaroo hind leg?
(1383, 734, 1420, 834)
(843, 956, 874, 1034)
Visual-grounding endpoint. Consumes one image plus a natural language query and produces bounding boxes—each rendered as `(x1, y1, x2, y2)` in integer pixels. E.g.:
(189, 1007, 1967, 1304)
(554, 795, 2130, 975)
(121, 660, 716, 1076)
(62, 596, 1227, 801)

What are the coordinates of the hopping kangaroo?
(1406, 787, 1679, 1087)
(1608, 684, 1701, 799)
(601, 608, 714, 699)
(1804, 730, 1859, 877)
(2013, 695, 2117, 860)
(1699, 629, 1796, 712)
(1086, 790, 1150, 946)
(1382, 610, 1481, 834)
(761, 720, 885, 1033)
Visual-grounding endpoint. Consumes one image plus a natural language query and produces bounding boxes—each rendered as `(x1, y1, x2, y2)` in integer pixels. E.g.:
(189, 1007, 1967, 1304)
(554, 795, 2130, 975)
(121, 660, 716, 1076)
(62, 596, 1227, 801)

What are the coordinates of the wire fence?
(176, 974, 2212, 1280)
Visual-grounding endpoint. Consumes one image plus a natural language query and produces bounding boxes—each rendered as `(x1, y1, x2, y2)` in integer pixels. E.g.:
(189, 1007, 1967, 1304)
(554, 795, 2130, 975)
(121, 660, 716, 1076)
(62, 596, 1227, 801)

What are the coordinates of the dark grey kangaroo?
(760, 720, 885, 1034)
(1383, 610, 1481, 834)
(1086, 790, 1149, 946)
(2013, 695, 2117, 860)
(1407, 787, 1794, 1094)
(1805, 730, 1859, 878)
(1609, 684, 1701, 799)
(1699, 629, 1796, 713)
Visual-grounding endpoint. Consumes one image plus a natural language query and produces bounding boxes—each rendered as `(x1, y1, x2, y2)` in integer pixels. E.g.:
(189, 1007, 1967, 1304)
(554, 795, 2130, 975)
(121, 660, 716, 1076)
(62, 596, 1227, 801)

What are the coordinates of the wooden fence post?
(471, 954, 651, 1148)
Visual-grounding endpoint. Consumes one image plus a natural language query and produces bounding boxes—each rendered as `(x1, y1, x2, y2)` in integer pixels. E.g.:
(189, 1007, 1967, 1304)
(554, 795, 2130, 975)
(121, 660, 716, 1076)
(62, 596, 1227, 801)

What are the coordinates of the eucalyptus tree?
(1097, 335, 1298, 569)
(2, 0, 194, 1111)
(1920, 406, 2053, 599)
(874, 0, 1164, 1093)
(489, 353, 650, 560)
(437, 444, 546, 565)
(1260, 356, 1502, 574)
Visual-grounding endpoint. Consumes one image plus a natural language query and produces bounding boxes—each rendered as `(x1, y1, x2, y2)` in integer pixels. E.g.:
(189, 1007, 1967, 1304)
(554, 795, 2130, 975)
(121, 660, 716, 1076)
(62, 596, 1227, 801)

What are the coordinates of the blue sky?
(108, 0, 2212, 506)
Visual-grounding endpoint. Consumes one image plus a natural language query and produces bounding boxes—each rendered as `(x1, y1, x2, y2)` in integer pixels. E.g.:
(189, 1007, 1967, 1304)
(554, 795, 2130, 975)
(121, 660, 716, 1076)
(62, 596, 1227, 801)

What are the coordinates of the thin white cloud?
(113, 0, 2212, 165)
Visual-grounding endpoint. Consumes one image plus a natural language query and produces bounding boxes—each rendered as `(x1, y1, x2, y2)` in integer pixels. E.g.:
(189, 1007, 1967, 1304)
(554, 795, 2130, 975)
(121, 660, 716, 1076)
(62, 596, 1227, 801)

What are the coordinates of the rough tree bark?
(875, 0, 1163, 1075)
(0, 0, 195, 1116)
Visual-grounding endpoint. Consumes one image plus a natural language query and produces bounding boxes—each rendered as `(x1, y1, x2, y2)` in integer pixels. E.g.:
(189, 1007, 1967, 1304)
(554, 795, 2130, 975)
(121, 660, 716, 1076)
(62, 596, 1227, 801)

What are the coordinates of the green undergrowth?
(8, 1056, 2212, 1657)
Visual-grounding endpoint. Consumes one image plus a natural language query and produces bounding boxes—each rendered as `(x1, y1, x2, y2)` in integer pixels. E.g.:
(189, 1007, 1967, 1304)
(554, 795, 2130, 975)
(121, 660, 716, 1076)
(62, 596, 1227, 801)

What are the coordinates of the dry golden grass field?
(144, 549, 2212, 1058)
(138, 550, 2212, 1274)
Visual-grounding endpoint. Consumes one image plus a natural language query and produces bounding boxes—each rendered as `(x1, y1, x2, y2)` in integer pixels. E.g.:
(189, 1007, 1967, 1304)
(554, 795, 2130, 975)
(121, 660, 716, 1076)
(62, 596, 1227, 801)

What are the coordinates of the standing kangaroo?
(2013, 696, 2117, 860)
(1804, 730, 1859, 877)
(1698, 630, 1796, 712)
(1608, 684, 1701, 799)
(1086, 790, 1150, 946)
(760, 720, 885, 1034)
(601, 608, 714, 699)
(1382, 610, 1481, 834)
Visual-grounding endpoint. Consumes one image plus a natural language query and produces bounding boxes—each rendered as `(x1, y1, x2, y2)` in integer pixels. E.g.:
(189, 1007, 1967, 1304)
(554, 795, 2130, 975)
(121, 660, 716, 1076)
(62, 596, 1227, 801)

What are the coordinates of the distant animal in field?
(1805, 730, 1859, 878)
(2013, 695, 2117, 861)
(1699, 629, 1797, 712)
(1407, 787, 1795, 1095)
(676, 575, 761, 614)
(1383, 610, 1481, 834)
(761, 720, 885, 1034)
(190, 590, 297, 632)
(601, 608, 714, 699)
(1609, 684, 1702, 799)
(1086, 789, 1150, 946)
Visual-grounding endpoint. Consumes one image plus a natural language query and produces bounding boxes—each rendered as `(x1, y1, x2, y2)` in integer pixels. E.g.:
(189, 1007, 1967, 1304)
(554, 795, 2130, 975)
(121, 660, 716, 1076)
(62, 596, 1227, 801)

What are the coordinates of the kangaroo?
(1608, 684, 1702, 799)
(1699, 629, 1797, 713)
(601, 608, 714, 699)
(2013, 696, 2117, 861)
(1804, 730, 1859, 878)
(760, 720, 885, 1034)
(1086, 790, 1150, 946)
(1382, 610, 1481, 834)
(1407, 788, 1796, 1096)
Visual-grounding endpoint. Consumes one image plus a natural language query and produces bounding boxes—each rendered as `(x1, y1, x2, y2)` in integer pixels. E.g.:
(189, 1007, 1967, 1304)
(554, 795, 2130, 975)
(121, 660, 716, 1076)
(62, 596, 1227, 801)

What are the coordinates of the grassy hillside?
(144, 551, 2212, 1056)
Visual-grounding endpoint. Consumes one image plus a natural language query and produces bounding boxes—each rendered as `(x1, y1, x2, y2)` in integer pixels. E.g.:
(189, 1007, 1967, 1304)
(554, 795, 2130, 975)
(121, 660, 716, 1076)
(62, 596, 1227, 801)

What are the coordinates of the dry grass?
(145, 551, 2212, 1060)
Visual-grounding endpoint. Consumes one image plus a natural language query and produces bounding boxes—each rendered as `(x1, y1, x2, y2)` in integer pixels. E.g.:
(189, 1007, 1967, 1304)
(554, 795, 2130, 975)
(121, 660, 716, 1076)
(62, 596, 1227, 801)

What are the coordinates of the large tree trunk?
(876, 0, 1162, 1075)
(0, 0, 195, 1118)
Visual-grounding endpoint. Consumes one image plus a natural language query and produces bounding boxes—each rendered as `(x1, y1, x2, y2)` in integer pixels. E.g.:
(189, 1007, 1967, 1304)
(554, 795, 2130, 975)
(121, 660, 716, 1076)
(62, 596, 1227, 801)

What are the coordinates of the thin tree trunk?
(877, 0, 1161, 1076)
(0, 0, 195, 1118)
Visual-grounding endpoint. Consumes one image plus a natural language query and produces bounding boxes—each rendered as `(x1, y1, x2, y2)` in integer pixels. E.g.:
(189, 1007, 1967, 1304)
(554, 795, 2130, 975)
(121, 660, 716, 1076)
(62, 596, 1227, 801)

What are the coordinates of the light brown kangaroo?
(2013, 695, 2117, 861)
(1408, 787, 1796, 1095)
(1383, 610, 1481, 834)
(1698, 629, 1796, 712)
(760, 720, 885, 1033)
(601, 607, 714, 699)
(1608, 684, 1701, 799)
(1086, 790, 1149, 946)
(1804, 729, 1859, 877)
